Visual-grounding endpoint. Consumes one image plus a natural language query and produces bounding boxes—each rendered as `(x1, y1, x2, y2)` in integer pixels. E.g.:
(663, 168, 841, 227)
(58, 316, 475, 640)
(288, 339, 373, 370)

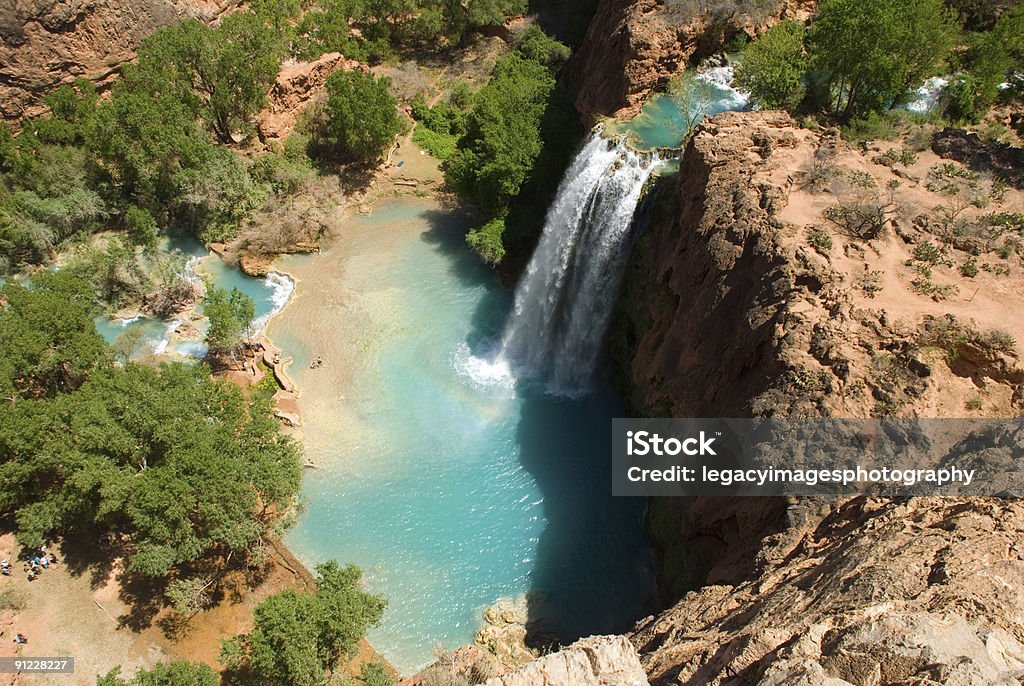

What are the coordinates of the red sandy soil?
(0, 533, 387, 685)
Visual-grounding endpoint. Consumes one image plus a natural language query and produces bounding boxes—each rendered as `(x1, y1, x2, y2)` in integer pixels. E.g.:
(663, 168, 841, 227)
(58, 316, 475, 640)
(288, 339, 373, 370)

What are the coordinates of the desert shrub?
(857, 269, 885, 297)
(801, 144, 839, 191)
(911, 241, 947, 266)
(960, 256, 980, 277)
(807, 226, 833, 254)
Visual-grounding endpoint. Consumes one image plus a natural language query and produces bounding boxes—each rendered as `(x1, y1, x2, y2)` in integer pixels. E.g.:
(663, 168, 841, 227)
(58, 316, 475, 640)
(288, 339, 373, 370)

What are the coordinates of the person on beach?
(14, 633, 27, 645)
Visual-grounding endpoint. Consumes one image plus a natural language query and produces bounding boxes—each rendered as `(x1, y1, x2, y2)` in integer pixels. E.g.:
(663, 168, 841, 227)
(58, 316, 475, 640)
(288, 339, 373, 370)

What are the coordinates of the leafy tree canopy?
(0, 269, 109, 400)
(735, 20, 808, 110)
(221, 561, 386, 686)
(808, 0, 959, 118)
(0, 361, 302, 575)
(446, 53, 556, 218)
(126, 16, 285, 142)
(203, 286, 257, 357)
(315, 70, 402, 163)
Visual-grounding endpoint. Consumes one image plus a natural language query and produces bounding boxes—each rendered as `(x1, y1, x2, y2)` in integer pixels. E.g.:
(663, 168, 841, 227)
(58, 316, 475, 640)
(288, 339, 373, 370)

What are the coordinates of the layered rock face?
(633, 497, 1024, 685)
(483, 636, 649, 686)
(607, 111, 1024, 683)
(564, 0, 813, 123)
(0, 0, 236, 123)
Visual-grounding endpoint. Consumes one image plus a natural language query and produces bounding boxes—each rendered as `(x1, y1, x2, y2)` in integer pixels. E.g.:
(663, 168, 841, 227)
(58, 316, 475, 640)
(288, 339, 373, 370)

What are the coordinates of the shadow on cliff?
(514, 389, 659, 649)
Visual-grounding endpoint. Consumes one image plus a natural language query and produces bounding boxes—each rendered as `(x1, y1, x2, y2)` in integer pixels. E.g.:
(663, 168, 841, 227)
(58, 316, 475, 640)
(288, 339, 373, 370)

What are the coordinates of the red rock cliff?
(1, 0, 238, 123)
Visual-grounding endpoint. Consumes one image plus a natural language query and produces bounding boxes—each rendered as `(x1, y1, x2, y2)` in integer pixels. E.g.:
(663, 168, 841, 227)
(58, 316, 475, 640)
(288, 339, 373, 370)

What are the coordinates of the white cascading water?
(494, 133, 661, 393)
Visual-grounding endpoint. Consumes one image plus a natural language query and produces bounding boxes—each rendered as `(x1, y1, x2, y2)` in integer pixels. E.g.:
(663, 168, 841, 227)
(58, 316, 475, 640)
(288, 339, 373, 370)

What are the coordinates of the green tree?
(808, 0, 959, 118)
(292, 0, 368, 59)
(127, 16, 285, 142)
(221, 561, 386, 686)
(446, 54, 555, 217)
(203, 286, 256, 357)
(735, 20, 808, 110)
(517, 24, 572, 71)
(171, 146, 266, 241)
(34, 79, 99, 146)
(124, 205, 159, 249)
(317, 70, 401, 163)
(0, 361, 302, 573)
(87, 89, 214, 213)
(0, 270, 109, 400)
(97, 661, 218, 686)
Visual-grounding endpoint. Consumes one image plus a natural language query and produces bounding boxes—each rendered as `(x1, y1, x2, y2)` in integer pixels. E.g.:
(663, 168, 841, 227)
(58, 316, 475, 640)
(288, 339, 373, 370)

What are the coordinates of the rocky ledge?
(613, 111, 1024, 684)
(483, 636, 649, 686)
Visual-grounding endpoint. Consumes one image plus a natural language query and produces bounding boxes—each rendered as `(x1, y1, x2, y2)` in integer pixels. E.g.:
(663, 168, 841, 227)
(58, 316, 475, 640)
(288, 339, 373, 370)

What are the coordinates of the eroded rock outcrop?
(605, 110, 1024, 684)
(633, 497, 1024, 685)
(0, 0, 236, 123)
(483, 636, 649, 686)
(257, 52, 365, 142)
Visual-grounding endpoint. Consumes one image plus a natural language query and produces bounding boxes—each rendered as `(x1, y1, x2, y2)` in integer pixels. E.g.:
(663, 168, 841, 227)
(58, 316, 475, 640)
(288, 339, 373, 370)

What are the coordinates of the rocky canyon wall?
(0, 0, 237, 123)
(606, 109, 1024, 684)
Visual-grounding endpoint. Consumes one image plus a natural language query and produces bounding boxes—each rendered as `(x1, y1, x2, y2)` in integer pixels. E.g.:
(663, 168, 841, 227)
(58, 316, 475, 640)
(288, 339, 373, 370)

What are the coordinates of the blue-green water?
(281, 202, 655, 672)
(95, 234, 293, 357)
(611, 65, 749, 150)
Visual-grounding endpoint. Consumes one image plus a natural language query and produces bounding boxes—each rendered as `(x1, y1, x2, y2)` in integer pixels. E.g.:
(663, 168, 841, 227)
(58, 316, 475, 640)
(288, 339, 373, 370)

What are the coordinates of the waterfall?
(495, 133, 661, 394)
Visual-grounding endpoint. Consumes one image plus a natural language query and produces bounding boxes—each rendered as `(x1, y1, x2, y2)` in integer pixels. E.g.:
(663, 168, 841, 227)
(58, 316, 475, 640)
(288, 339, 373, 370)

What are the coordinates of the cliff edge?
(610, 111, 1024, 684)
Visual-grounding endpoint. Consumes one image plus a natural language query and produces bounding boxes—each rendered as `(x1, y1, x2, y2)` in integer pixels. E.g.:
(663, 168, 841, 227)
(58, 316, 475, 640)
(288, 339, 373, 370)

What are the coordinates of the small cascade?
(494, 133, 662, 393)
(252, 271, 295, 332)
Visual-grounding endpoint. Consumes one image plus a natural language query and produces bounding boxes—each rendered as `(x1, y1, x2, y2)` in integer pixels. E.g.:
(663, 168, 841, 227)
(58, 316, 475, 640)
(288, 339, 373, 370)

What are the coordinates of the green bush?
(912, 241, 945, 265)
(466, 218, 507, 264)
(841, 111, 911, 144)
(734, 20, 807, 110)
(251, 138, 316, 196)
(361, 662, 394, 686)
(125, 205, 159, 248)
(807, 226, 833, 254)
(221, 561, 386, 686)
(98, 661, 218, 686)
(517, 25, 572, 71)
(960, 256, 979, 277)
(315, 70, 401, 163)
(941, 74, 983, 123)
(413, 126, 459, 160)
